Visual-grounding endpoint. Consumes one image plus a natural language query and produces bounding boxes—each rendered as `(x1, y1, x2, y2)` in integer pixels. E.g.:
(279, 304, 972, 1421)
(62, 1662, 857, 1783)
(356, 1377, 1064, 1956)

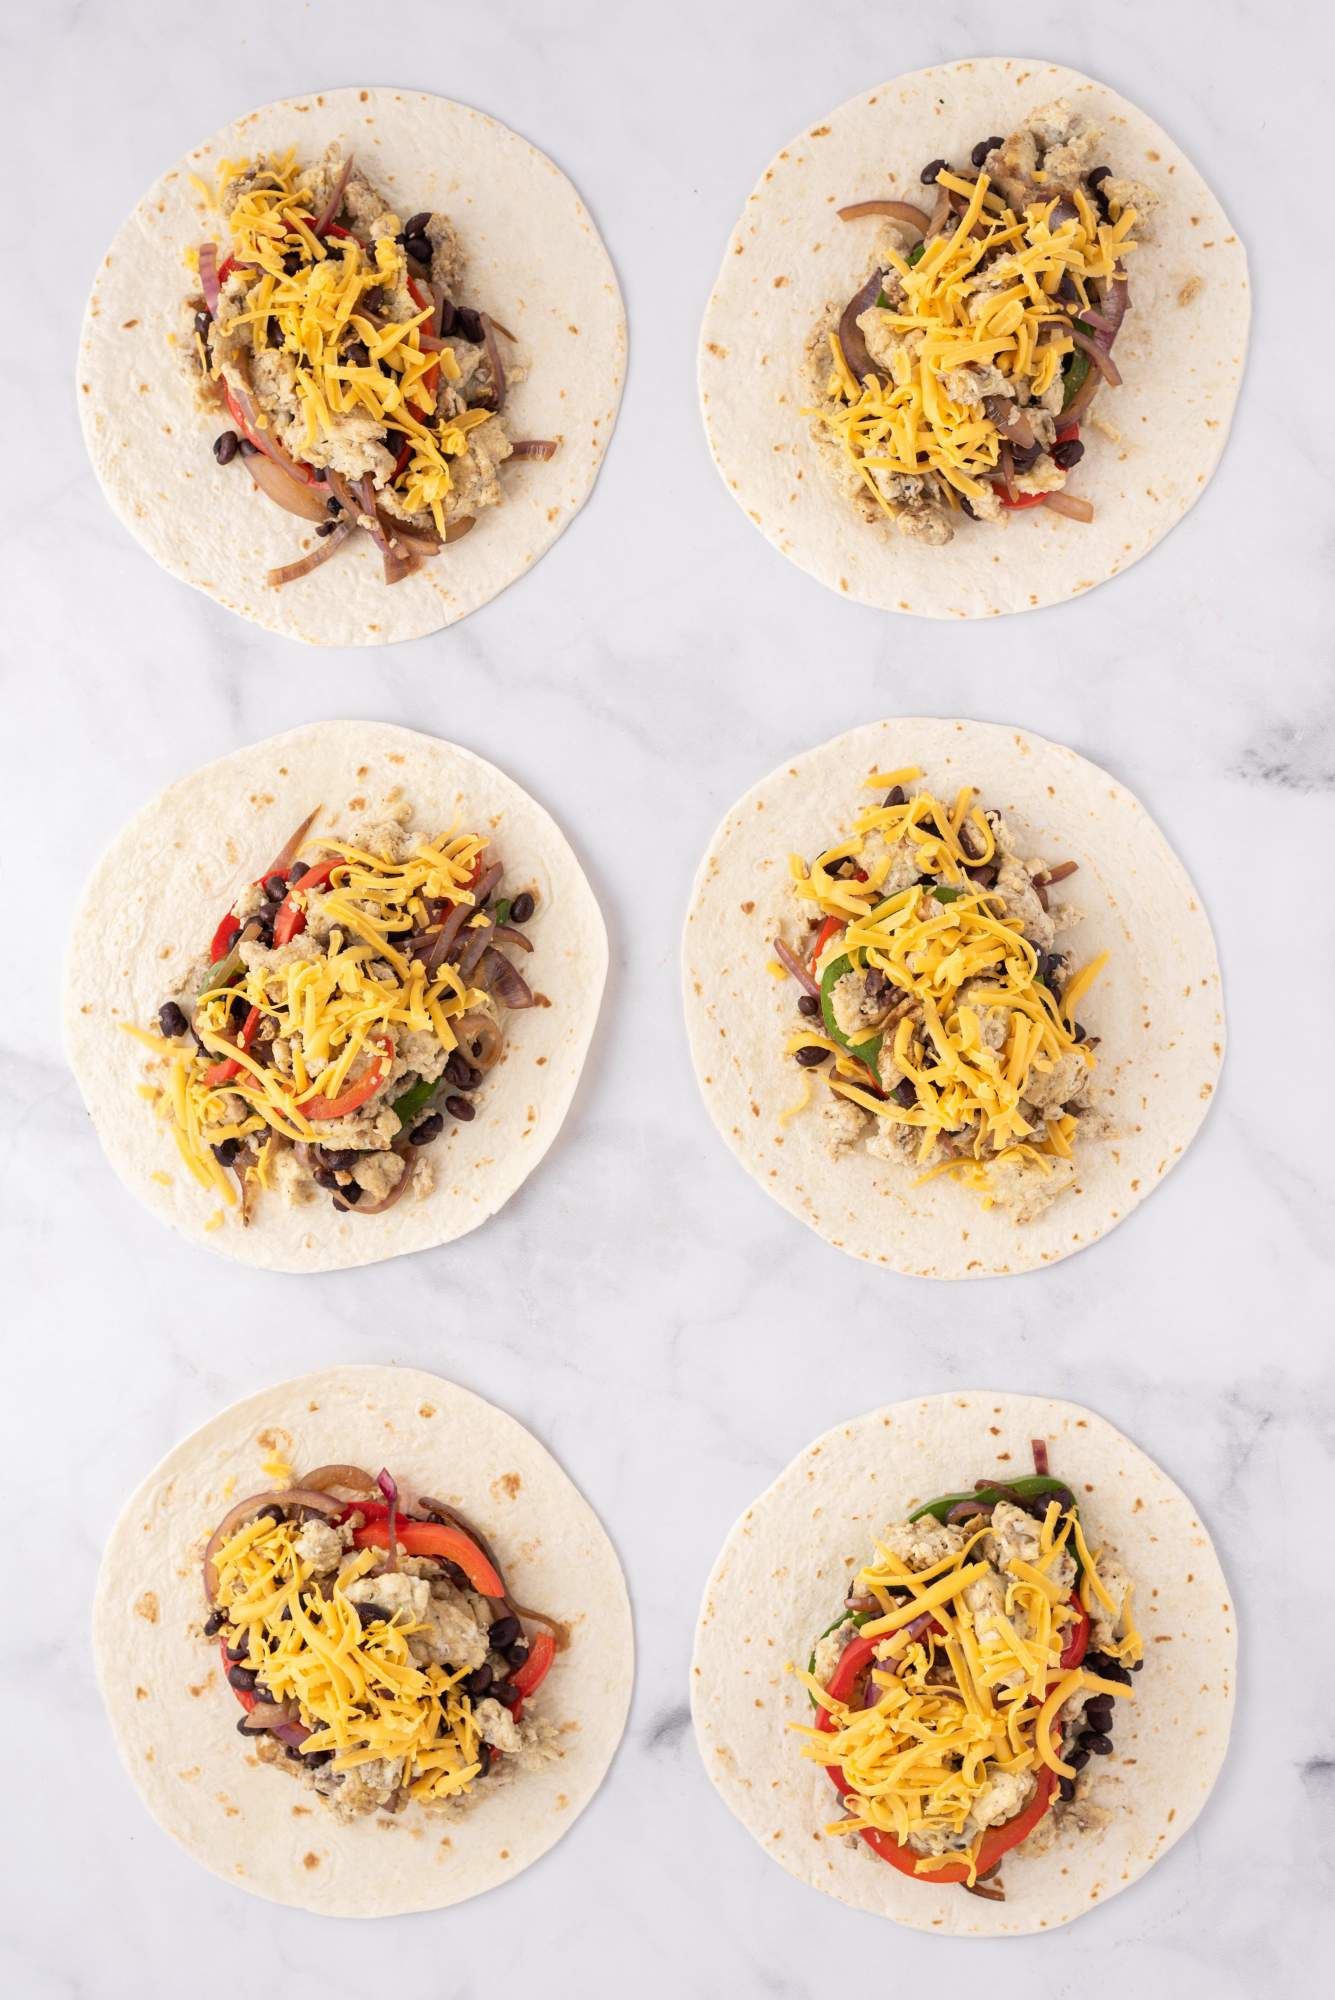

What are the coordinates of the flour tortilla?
(64, 720, 607, 1272)
(78, 88, 625, 646)
(682, 718, 1223, 1278)
(693, 1390, 1234, 1935)
(699, 57, 1249, 618)
(94, 1366, 633, 1917)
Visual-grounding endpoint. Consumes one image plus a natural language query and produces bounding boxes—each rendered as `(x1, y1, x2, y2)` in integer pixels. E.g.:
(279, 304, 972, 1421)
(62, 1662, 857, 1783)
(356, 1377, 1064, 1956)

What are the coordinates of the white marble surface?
(3, 0, 1333, 1993)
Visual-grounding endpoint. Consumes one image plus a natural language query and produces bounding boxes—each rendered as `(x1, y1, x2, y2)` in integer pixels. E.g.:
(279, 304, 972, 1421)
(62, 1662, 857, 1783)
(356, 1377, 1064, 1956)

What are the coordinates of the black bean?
(213, 430, 240, 465)
(445, 1094, 475, 1122)
(312, 1167, 339, 1190)
(960, 495, 978, 520)
(315, 521, 336, 537)
(795, 1046, 829, 1068)
(312, 467, 328, 482)
(320, 1148, 358, 1170)
(257, 900, 282, 927)
(920, 158, 946, 184)
(404, 232, 432, 267)
(1072, 1021, 1087, 1044)
(354, 1603, 389, 1627)
(489, 1615, 521, 1651)
(403, 211, 433, 238)
(236, 1715, 260, 1736)
(337, 1183, 362, 1206)
(509, 891, 536, 924)
(489, 1680, 521, 1710)
(1084, 1695, 1115, 1723)
(892, 1079, 916, 1107)
(260, 1504, 286, 1524)
(194, 309, 212, 342)
(410, 1112, 445, 1146)
(441, 1560, 469, 1590)
(227, 1665, 257, 1692)
(1083, 1732, 1115, 1756)
(1051, 438, 1085, 471)
(158, 1000, 188, 1038)
(1130, 1659, 1143, 1672)
(971, 136, 1004, 168)
(445, 1051, 479, 1090)
(212, 1138, 242, 1168)
(865, 968, 891, 1002)
(345, 340, 370, 367)
(282, 251, 302, 276)
(238, 437, 258, 457)
(225, 1638, 249, 1663)
(1087, 166, 1112, 189)
(1066, 1744, 1090, 1771)
(463, 1665, 494, 1699)
(882, 786, 905, 807)
(203, 1608, 225, 1637)
(302, 1747, 335, 1768)
(797, 994, 821, 1017)
(326, 496, 343, 516)
(1058, 1775, 1077, 1801)
(453, 307, 484, 343)
(504, 1640, 529, 1669)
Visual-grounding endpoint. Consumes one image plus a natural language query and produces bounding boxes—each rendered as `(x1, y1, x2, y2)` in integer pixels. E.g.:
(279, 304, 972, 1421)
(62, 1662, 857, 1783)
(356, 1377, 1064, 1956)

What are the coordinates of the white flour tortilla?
(699, 58, 1249, 617)
(94, 1367, 634, 1917)
(64, 721, 607, 1272)
(692, 1391, 1234, 1935)
(681, 718, 1223, 1278)
(78, 88, 625, 646)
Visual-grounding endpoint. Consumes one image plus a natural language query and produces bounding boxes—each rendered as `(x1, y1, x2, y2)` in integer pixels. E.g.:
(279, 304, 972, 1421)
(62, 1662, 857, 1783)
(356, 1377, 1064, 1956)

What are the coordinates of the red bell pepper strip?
(203, 1004, 261, 1088)
(302, 1037, 394, 1122)
(509, 1628, 555, 1701)
(816, 1630, 1057, 1883)
(405, 279, 441, 400)
(996, 424, 1080, 509)
(210, 911, 242, 964)
(351, 1517, 506, 1598)
(1059, 1593, 1090, 1669)
(810, 915, 846, 971)
(273, 860, 340, 947)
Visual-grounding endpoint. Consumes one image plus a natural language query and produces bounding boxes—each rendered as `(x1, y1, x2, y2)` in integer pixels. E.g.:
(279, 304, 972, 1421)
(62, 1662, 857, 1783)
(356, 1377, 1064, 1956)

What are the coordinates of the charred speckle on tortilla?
(807, 101, 1155, 542)
(772, 761, 1106, 1219)
(202, 1462, 563, 1820)
(124, 794, 540, 1225)
(186, 145, 557, 589)
(795, 1439, 1142, 1898)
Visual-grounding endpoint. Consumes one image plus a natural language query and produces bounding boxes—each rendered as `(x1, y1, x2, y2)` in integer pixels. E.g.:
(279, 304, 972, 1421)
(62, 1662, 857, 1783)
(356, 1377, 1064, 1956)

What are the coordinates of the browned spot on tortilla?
(706, 341, 728, 359)
(303, 1852, 320, 1870)
(1178, 275, 1203, 308)
(122, 318, 139, 329)
(492, 1472, 522, 1501)
(772, 275, 788, 288)
(741, 900, 755, 914)
(419, 1403, 437, 1418)
(135, 1592, 159, 1624)
(135, 1686, 149, 1701)
(292, 1804, 311, 1816)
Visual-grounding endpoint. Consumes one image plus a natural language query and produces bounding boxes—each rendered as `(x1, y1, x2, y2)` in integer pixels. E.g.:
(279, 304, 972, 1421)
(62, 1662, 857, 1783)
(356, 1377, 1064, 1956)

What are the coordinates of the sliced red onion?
(301, 1463, 379, 1497)
(1031, 1438, 1050, 1476)
(441, 514, 476, 545)
(333, 1156, 416, 1217)
(273, 1721, 312, 1749)
(412, 901, 471, 973)
(199, 242, 221, 315)
(947, 1500, 993, 1524)
(1067, 326, 1122, 387)
(985, 396, 1035, 451)
(1041, 491, 1094, 523)
(377, 1467, 399, 1569)
(489, 925, 534, 953)
(836, 270, 885, 387)
(508, 439, 559, 460)
(227, 378, 312, 484)
(267, 522, 353, 587)
(453, 1012, 503, 1073)
(247, 453, 330, 523)
(998, 441, 1018, 503)
(837, 199, 930, 233)
(456, 921, 495, 979)
(314, 154, 354, 236)
(1076, 305, 1116, 336)
(202, 1488, 343, 1600)
(772, 937, 821, 998)
(478, 946, 535, 1010)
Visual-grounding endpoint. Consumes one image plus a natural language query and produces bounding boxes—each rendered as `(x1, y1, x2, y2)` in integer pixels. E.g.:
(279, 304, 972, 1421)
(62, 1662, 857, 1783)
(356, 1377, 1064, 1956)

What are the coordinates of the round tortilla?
(692, 1390, 1234, 1936)
(94, 1366, 634, 1916)
(698, 57, 1249, 618)
(78, 88, 625, 646)
(65, 720, 607, 1272)
(681, 717, 1223, 1278)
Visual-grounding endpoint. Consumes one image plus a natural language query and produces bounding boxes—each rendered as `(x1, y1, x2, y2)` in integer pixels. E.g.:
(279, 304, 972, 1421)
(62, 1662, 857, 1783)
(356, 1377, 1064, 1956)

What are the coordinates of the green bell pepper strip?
(818, 951, 883, 1065)
(1060, 347, 1092, 411)
(390, 1074, 441, 1130)
(908, 1474, 1074, 1524)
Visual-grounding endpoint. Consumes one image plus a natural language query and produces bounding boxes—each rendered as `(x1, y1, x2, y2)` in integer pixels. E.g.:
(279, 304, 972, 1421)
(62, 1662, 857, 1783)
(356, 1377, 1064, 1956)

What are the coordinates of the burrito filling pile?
(186, 146, 558, 587)
(794, 1441, 1143, 1896)
(772, 763, 1108, 1220)
(203, 1464, 561, 1821)
(809, 100, 1156, 542)
(125, 799, 540, 1226)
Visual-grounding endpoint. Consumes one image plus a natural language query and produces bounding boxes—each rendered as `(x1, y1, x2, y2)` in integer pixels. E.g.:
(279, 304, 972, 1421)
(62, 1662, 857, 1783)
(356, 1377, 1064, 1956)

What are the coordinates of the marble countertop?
(4, 0, 1333, 1993)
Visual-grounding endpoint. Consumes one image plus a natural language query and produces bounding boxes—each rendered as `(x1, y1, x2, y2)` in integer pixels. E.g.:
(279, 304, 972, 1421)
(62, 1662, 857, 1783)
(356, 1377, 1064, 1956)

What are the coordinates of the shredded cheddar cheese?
(812, 170, 1140, 514)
